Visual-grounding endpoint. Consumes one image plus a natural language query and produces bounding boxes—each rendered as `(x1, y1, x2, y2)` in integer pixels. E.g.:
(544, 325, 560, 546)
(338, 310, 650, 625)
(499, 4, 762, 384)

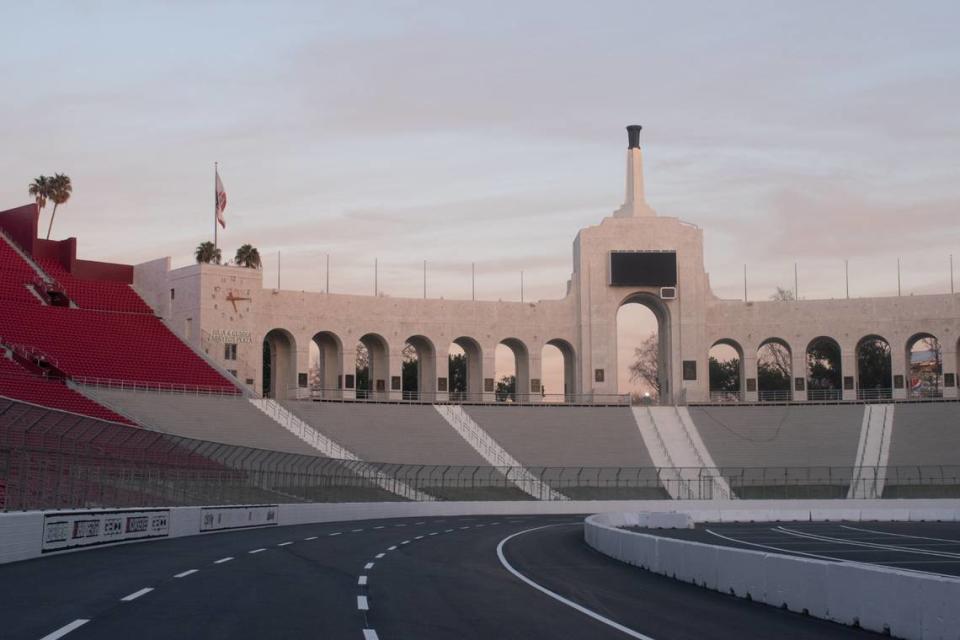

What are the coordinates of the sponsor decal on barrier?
(200, 505, 278, 532)
(42, 509, 170, 553)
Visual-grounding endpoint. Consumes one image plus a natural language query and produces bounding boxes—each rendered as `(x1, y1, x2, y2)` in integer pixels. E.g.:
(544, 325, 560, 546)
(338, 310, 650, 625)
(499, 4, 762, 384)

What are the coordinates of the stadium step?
(848, 404, 894, 499)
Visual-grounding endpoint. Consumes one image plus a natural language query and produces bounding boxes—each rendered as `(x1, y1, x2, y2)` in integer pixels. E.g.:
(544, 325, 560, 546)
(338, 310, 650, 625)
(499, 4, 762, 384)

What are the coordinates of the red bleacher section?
(0, 203, 238, 423)
(2, 301, 232, 389)
(0, 356, 132, 424)
(36, 257, 154, 314)
(0, 234, 41, 304)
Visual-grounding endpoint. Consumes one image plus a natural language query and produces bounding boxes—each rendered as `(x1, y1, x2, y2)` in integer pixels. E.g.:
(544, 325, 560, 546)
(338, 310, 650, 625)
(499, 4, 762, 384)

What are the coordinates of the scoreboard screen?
(609, 251, 677, 287)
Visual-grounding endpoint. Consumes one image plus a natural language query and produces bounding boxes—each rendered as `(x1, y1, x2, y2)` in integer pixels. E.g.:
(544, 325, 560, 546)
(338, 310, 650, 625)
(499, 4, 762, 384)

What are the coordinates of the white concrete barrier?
(585, 511, 960, 640)
(3, 498, 960, 567)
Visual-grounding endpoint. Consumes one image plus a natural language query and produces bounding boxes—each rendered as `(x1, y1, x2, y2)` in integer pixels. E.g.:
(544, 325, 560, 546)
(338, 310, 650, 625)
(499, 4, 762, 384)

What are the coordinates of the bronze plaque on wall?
(437, 377, 448, 392)
(484, 378, 495, 393)
(682, 361, 697, 381)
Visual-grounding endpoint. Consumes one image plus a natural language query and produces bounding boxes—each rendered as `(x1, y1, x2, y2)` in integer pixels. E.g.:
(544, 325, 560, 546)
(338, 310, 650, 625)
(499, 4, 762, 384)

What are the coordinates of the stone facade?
(133, 128, 960, 403)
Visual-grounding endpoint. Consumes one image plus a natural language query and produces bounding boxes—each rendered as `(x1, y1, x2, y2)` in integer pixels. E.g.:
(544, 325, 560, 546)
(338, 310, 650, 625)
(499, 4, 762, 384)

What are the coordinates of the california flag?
(215, 170, 227, 229)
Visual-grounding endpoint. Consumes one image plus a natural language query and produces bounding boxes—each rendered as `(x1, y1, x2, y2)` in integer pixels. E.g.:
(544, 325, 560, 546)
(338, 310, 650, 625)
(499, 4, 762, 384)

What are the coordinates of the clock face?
(225, 290, 252, 312)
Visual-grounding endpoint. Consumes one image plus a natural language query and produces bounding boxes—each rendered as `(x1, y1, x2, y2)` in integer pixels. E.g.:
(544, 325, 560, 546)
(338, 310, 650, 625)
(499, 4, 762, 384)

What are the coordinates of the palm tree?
(234, 244, 262, 269)
(45, 173, 72, 240)
(28, 176, 50, 215)
(195, 241, 221, 265)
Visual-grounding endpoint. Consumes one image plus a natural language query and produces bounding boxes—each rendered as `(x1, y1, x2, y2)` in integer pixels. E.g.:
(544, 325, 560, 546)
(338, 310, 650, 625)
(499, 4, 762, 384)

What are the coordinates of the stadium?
(1, 122, 959, 640)
(4, 2, 960, 635)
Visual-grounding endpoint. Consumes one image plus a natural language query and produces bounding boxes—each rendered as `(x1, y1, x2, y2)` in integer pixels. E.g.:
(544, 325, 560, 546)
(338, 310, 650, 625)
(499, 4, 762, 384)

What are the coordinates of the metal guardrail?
(75, 376, 241, 396)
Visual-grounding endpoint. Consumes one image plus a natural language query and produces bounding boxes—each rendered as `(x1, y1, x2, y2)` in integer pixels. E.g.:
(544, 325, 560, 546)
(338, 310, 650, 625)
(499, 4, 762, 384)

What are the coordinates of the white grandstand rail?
(672, 406, 732, 499)
(75, 376, 242, 396)
(248, 398, 433, 501)
(433, 405, 567, 500)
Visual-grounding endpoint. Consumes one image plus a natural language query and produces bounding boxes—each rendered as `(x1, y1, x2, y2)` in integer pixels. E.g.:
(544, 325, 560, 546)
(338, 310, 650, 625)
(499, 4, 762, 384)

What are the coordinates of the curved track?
(2, 515, 884, 640)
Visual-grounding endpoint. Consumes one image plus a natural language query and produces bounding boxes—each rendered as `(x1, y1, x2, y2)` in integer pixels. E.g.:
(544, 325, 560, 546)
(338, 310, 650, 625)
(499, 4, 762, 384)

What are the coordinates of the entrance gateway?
(135, 126, 960, 403)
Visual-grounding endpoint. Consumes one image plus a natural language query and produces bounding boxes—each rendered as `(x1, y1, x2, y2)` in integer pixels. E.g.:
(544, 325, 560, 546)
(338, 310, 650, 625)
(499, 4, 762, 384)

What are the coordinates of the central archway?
(617, 292, 671, 404)
(262, 328, 297, 399)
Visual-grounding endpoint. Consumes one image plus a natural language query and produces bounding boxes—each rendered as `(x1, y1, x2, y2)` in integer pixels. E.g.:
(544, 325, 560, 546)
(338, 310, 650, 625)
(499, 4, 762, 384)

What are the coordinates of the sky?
(2, 2, 958, 393)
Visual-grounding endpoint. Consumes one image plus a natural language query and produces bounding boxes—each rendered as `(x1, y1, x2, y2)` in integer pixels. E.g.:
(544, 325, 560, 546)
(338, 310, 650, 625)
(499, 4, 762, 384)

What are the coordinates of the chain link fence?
(3, 397, 960, 511)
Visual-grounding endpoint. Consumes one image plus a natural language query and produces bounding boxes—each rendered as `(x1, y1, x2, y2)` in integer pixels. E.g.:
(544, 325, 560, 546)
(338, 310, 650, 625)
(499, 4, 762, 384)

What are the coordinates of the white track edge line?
(496, 524, 654, 640)
(39, 619, 90, 640)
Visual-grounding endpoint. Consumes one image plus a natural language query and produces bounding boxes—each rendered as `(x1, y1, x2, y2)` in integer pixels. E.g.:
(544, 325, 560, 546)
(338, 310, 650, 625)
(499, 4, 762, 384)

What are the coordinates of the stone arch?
(403, 334, 437, 401)
(806, 336, 842, 400)
(543, 338, 577, 402)
(262, 328, 297, 399)
(856, 334, 892, 400)
(757, 337, 792, 401)
(357, 332, 390, 400)
(496, 337, 530, 403)
(449, 336, 483, 401)
(310, 331, 343, 398)
(617, 292, 672, 403)
(906, 332, 942, 398)
(708, 338, 744, 401)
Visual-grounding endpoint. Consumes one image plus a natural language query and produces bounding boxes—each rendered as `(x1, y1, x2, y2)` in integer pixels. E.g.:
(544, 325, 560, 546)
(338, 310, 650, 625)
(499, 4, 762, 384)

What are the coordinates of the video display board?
(609, 251, 677, 287)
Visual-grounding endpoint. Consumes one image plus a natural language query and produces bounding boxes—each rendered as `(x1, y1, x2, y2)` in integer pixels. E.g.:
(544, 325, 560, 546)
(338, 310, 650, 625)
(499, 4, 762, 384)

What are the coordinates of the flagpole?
(214, 161, 219, 251)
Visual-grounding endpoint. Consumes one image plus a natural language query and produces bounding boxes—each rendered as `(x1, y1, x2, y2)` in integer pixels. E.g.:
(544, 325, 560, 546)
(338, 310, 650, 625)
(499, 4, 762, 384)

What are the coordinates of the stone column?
(340, 346, 356, 401)
(387, 348, 404, 402)
(890, 345, 907, 400)
(526, 350, 543, 404)
(841, 350, 857, 401)
(792, 350, 807, 402)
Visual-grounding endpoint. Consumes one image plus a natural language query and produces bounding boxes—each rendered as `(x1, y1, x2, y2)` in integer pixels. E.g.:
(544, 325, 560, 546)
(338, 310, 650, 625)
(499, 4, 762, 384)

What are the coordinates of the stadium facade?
(122, 127, 959, 404)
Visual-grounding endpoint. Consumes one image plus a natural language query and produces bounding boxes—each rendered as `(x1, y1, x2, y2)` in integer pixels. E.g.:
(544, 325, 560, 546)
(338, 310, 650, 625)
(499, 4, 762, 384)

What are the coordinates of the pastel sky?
(2, 2, 958, 393)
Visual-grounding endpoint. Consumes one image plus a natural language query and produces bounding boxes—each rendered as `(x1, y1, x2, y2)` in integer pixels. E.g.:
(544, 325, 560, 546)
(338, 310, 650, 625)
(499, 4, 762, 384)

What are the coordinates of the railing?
(856, 388, 893, 401)
(806, 388, 844, 401)
(75, 376, 242, 396)
(709, 390, 743, 403)
(757, 389, 793, 402)
(298, 388, 631, 406)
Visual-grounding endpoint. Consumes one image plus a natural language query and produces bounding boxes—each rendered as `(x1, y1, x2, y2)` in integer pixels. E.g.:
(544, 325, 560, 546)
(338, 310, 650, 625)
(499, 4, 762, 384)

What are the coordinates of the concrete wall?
(4, 498, 960, 566)
(585, 511, 960, 640)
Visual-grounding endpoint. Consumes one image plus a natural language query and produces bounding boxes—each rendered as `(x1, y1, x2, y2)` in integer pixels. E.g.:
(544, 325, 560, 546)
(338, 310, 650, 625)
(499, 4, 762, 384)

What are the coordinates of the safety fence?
(3, 397, 960, 511)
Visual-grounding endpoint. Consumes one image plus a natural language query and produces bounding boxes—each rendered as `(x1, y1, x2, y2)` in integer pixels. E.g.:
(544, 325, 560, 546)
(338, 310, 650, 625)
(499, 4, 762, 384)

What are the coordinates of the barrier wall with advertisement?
(200, 505, 278, 532)
(41, 509, 170, 553)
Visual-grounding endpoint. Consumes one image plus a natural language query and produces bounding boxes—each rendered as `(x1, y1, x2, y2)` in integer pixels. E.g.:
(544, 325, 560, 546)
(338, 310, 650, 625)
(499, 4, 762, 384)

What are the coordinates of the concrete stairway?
(632, 406, 731, 499)
(848, 404, 894, 499)
(433, 405, 566, 500)
(250, 398, 432, 501)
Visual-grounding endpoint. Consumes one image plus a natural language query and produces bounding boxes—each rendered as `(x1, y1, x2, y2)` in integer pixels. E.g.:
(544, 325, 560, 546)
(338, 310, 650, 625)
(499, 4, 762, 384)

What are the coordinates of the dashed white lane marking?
(429, 532, 438, 536)
(374, 526, 385, 530)
(358, 575, 368, 586)
(497, 525, 654, 640)
(363, 629, 379, 640)
(249, 548, 266, 554)
(120, 587, 153, 602)
(416, 521, 425, 525)
(401, 540, 411, 545)
(357, 595, 370, 610)
(329, 532, 342, 536)
(304, 536, 318, 541)
(460, 526, 470, 530)
(395, 524, 406, 527)
(278, 541, 293, 547)
(174, 569, 198, 578)
(214, 557, 233, 564)
(375, 553, 385, 559)
(387, 546, 397, 551)
(39, 619, 90, 640)
(352, 529, 364, 533)
(445, 529, 454, 533)
(365, 562, 375, 570)
(415, 535, 424, 540)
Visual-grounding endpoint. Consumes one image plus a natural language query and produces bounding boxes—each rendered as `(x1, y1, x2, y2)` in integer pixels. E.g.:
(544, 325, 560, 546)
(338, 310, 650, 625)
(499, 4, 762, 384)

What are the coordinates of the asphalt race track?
(646, 521, 960, 577)
(2, 515, 886, 640)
